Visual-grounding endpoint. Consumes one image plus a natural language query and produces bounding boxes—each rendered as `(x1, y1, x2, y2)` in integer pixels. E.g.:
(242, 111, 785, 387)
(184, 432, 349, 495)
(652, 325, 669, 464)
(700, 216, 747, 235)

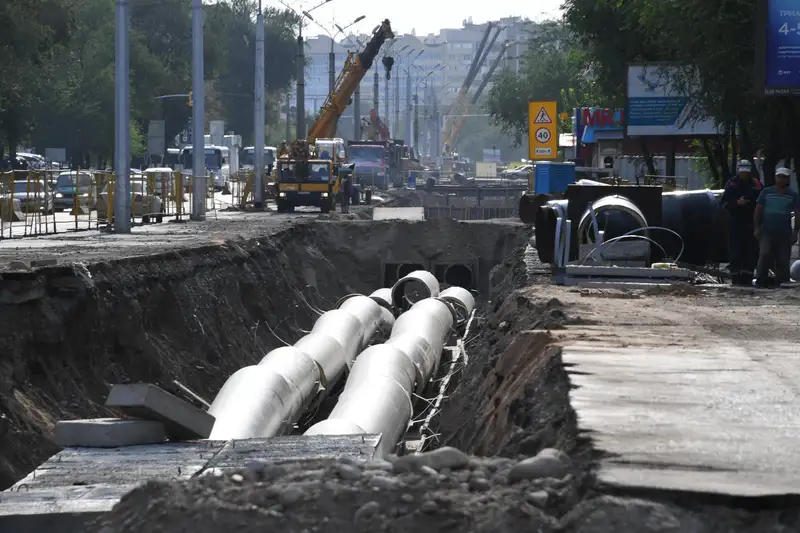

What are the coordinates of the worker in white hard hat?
(753, 167, 800, 287)
(721, 159, 762, 285)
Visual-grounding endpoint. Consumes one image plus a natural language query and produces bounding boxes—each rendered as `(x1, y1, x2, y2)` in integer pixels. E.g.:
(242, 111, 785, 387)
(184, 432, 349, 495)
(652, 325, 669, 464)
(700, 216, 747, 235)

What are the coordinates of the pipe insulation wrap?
(208, 289, 393, 441)
(577, 195, 648, 245)
(534, 190, 727, 265)
(208, 365, 306, 439)
(391, 270, 440, 312)
(439, 286, 476, 324)
(303, 418, 366, 436)
(306, 294, 456, 456)
(370, 287, 393, 308)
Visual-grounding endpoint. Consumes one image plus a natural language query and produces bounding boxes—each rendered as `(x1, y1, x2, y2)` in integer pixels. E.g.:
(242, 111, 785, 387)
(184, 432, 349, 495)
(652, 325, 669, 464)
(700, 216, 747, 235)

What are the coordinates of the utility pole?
(253, 0, 265, 209)
(394, 70, 400, 140)
(433, 92, 441, 167)
(285, 91, 291, 141)
(353, 84, 361, 140)
(296, 26, 306, 139)
(328, 41, 336, 97)
(405, 71, 412, 146)
(373, 70, 379, 116)
(114, 0, 131, 232)
(413, 93, 420, 149)
(191, 0, 206, 220)
(384, 68, 390, 137)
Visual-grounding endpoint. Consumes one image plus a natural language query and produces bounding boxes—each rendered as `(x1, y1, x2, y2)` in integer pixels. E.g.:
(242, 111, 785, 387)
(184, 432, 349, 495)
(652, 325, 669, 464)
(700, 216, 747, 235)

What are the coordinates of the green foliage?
(563, 0, 800, 184)
(485, 21, 604, 146)
(0, 0, 300, 164)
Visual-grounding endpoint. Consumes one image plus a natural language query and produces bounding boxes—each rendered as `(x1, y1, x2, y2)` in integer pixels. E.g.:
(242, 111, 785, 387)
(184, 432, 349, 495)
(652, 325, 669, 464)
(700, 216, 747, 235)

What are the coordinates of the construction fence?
(0, 169, 264, 239)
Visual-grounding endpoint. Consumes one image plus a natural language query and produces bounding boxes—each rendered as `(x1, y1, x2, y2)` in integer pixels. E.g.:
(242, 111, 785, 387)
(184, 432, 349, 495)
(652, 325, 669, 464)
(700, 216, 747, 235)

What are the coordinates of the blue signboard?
(765, 0, 800, 94)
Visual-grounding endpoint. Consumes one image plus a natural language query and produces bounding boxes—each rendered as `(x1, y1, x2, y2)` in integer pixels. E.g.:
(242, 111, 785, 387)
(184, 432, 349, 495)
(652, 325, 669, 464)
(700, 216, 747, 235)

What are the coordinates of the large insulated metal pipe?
(208, 289, 393, 440)
(305, 284, 476, 456)
(391, 270, 440, 312)
(535, 190, 726, 265)
(577, 195, 649, 245)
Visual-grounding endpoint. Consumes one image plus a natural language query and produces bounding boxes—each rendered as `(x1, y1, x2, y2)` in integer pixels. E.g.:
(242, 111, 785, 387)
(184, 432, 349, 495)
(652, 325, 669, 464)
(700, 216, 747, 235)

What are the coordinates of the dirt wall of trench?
(0, 218, 529, 489)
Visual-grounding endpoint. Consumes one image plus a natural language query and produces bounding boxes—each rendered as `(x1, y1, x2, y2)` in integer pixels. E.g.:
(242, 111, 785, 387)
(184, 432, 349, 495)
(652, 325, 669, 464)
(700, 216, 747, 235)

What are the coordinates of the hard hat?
(736, 159, 752, 171)
(776, 167, 791, 176)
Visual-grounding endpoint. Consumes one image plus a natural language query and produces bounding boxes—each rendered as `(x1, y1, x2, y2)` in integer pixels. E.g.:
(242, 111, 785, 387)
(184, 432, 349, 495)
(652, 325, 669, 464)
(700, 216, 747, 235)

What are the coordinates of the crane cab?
(314, 138, 347, 163)
(275, 159, 337, 214)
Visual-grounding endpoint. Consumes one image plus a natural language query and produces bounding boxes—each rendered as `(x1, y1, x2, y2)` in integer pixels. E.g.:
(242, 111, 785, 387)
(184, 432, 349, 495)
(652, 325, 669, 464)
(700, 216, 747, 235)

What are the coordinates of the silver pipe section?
(440, 286, 475, 325)
(305, 282, 475, 457)
(391, 270, 439, 312)
(207, 289, 393, 440)
(577, 194, 649, 246)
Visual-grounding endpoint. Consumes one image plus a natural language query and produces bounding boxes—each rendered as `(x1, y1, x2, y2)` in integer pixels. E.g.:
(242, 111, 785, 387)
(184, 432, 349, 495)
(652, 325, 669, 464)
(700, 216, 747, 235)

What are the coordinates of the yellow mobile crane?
(275, 19, 394, 212)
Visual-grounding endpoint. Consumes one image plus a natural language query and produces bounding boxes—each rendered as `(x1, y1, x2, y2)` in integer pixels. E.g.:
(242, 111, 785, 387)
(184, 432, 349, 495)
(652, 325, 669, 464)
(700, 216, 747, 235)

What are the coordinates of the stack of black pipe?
(533, 190, 728, 265)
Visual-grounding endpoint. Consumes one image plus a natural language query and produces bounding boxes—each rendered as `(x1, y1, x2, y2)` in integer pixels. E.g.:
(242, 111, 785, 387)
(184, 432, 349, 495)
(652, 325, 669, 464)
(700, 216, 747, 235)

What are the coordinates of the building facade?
(287, 16, 531, 143)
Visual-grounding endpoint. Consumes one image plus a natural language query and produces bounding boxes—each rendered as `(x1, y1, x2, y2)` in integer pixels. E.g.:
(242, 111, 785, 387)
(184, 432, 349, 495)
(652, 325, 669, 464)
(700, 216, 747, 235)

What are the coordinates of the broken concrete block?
(105, 383, 214, 440)
(55, 418, 166, 448)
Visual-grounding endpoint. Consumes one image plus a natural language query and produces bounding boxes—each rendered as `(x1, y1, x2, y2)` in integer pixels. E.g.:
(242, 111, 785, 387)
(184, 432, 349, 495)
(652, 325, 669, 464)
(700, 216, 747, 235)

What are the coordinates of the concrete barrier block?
(55, 418, 166, 448)
(105, 383, 214, 440)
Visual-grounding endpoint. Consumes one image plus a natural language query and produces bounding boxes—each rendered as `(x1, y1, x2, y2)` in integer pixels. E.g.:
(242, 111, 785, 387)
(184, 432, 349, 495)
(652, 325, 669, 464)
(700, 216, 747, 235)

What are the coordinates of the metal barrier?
(424, 206, 518, 221)
(0, 169, 222, 239)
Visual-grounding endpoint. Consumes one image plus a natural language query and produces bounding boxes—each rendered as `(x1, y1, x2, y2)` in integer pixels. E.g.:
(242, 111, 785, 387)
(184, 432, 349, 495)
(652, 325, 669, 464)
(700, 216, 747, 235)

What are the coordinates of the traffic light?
(188, 91, 193, 107)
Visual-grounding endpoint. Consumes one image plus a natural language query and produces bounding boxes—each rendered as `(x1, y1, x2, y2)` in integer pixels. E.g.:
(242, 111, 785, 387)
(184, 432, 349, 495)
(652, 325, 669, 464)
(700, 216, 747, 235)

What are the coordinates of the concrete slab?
(105, 383, 214, 440)
(372, 207, 425, 221)
(54, 418, 166, 448)
(564, 265, 692, 278)
(0, 434, 381, 532)
(563, 342, 800, 497)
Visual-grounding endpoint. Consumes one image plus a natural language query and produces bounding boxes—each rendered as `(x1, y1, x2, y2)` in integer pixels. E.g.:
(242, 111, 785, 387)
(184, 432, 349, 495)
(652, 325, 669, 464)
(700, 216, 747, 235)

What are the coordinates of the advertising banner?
(625, 65, 717, 137)
(765, 0, 800, 95)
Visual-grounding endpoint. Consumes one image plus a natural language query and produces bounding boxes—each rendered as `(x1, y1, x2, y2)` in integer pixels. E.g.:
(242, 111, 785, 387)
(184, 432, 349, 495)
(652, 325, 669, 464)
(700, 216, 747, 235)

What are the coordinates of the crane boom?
(445, 42, 512, 148)
(307, 20, 394, 142)
(441, 24, 499, 153)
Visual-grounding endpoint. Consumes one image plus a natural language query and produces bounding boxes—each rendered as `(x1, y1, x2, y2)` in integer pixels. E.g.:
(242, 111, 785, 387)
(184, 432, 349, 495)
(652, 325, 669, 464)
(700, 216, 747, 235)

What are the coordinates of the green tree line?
(487, 1, 800, 185)
(0, 0, 301, 167)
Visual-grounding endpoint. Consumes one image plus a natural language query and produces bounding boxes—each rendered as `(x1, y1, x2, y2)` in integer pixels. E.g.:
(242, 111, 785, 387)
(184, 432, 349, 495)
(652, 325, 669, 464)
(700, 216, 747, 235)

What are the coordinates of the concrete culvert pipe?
(396, 263, 425, 280)
(439, 286, 475, 325)
(443, 264, 474, 289)
(306, 297, 456, 456)
(391, 270, 440, 312)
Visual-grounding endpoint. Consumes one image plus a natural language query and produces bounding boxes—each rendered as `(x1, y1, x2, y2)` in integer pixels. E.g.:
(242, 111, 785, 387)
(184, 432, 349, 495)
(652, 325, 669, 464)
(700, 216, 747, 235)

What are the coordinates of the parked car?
(53, 171, 97, 211)
(95, 179, 163, 222)
(4, 180, 54, 214)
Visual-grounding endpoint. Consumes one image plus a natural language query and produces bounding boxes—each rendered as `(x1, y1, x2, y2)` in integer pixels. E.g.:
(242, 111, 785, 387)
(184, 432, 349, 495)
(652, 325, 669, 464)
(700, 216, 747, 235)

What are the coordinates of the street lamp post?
(329, 16, 365, 97)
(190, 0, 206, 220)
(254, 0, 265, 209)
(114, 0, 131, 232)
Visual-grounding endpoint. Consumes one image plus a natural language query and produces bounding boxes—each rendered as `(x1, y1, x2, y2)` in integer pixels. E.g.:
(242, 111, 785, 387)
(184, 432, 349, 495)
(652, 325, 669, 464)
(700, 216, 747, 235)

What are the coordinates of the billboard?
(574, 108, 624, 144)
(764, 0, 800, 95)
(527, 101, 558, 160)
(625, 65, 718, 137)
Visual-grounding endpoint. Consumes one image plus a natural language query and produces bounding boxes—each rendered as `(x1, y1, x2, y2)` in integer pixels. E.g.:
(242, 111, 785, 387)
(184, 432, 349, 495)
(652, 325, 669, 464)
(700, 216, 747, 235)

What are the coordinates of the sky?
(265, 0, 563, 38)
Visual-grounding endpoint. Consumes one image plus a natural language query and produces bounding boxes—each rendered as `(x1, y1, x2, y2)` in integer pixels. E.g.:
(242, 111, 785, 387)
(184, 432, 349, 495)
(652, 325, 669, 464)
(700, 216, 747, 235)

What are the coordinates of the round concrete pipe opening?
(391, 270, 440, 312)
(443, 264, 473, 288)
(396, 263, 424, 280)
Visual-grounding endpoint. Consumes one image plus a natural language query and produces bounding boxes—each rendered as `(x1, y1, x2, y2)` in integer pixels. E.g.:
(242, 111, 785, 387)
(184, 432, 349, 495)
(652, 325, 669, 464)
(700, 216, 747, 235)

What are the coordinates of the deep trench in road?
(1, 217, 799, 532)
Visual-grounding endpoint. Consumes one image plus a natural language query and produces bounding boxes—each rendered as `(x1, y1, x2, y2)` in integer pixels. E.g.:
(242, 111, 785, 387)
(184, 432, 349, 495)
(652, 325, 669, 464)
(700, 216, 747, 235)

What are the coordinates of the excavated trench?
(0, 217, 528, 490)
(4, 217, 799, 533)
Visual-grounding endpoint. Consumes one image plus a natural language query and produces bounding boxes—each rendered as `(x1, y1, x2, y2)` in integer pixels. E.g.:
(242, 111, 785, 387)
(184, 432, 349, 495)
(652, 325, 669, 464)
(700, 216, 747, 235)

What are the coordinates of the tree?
(485, 21, 603, 146)
(563, 0, 800, 185)
(0, 0, 72, 157)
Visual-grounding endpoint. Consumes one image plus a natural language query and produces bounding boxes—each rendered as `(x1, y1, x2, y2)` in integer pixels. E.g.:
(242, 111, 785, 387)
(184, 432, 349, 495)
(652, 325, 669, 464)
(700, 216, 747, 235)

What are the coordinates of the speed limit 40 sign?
(528, 101, 558, 160)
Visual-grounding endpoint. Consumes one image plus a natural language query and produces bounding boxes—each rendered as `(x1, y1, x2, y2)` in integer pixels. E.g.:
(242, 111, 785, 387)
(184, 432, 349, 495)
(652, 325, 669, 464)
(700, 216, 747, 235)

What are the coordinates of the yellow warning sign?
(528, 101, 558, 160)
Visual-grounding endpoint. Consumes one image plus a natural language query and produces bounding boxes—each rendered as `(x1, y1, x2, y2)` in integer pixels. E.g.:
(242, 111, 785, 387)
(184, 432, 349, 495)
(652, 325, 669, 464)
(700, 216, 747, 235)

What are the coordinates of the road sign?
(528, 101, 558, 160)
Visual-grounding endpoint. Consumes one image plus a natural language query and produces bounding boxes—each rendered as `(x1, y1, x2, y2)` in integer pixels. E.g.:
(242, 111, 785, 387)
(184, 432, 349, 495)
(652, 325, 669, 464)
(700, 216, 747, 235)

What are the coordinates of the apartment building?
(288, 16, 531, 140)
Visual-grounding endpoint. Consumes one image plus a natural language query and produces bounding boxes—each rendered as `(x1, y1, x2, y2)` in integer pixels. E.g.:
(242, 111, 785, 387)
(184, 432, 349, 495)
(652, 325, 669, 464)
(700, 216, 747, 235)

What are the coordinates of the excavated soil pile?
(0, 218, 527, 490)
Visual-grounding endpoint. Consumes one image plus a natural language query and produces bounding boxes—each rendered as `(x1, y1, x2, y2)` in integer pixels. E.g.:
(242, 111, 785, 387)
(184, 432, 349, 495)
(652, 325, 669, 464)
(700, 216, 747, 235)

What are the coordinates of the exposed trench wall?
(0, 219, 529, 489)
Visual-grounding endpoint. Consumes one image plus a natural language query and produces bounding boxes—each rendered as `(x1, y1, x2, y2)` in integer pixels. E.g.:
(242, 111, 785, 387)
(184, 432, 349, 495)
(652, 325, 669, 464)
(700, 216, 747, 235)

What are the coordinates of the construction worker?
(753, 167, 800, 287)
(721, 160, 761, 285)
(340, 173, 352, 213)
